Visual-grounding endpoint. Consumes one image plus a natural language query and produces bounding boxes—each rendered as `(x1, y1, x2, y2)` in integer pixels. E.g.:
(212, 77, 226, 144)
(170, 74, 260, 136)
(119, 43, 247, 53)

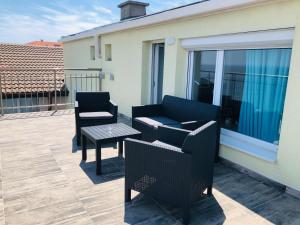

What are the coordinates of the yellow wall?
(141, 41, 151, 105)
(64, 0, 300, 191)
(63, 37, 102, 68)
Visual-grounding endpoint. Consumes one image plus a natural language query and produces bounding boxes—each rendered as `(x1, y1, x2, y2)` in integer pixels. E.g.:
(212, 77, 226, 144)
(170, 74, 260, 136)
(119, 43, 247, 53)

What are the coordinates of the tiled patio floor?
(0, 112, 300, 225)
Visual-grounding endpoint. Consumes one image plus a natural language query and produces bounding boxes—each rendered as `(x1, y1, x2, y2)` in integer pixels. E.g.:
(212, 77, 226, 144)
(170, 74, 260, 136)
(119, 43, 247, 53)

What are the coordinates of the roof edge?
(118, 1, 149, 8)
(0, 42, 63, 49)
(61, 0, 273, 43)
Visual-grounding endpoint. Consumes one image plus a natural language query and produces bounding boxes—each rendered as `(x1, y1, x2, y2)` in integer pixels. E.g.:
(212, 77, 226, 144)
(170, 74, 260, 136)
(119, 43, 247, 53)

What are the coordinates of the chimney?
(118, 1, 149, 21)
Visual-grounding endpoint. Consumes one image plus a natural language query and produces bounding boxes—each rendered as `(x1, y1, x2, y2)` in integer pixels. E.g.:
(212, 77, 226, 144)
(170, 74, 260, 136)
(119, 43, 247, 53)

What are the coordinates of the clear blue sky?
(0, 0, 198, 44)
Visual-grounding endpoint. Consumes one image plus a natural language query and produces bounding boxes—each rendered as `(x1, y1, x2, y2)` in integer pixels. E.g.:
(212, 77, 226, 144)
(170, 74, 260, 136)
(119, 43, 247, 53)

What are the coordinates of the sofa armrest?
(157, 126, 190, 148)
(181, 120, 210, 131)
(132, 104, 163, 118)
(109, 100, 118, 118)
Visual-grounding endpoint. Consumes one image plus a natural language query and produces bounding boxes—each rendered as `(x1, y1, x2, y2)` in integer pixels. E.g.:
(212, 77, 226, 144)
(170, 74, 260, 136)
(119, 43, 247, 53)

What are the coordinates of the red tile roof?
(0, 43, 64, 95)
(26, 41, 63, 47)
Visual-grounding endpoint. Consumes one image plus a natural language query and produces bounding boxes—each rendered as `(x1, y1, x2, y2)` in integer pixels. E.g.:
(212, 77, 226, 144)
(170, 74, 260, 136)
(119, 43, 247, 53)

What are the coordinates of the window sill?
(220, 129, 278, 163)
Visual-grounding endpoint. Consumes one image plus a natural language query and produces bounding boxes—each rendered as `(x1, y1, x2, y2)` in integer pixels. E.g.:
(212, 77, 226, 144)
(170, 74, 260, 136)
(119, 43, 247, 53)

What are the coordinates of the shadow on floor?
(72, 136, 80, 153)
(124, 194, 226, 225)
(213, 163, 300, 225)
(79, 156, 124, 185)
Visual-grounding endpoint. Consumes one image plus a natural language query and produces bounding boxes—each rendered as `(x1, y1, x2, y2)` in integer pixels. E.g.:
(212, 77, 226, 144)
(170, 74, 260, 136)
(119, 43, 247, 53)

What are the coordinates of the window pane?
(191, 51, 216, 104)
(221, 48, 291, 144)
(90, 46, 95, 60)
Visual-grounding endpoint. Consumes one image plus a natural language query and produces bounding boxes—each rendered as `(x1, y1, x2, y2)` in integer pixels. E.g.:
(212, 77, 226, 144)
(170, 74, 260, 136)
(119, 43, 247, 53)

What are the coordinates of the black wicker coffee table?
(81, 123, 141, 175)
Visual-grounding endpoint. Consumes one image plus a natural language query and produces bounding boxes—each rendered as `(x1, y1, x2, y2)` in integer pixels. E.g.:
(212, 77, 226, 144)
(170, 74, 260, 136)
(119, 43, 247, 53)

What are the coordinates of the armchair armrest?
(132, 104, 163, 118)
(125, 138, 184, 154)
(108, 100, 118, 117)
(157, 126, 190, 148)
(181, 120, 210, 131)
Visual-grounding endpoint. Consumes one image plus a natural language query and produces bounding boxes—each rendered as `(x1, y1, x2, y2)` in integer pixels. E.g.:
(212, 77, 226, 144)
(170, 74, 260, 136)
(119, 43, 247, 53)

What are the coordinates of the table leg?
(96, 142, 102, 175)
(81, 134, 87, 161)
(125, 185, 131, 202)
(118, 140, 123, 157)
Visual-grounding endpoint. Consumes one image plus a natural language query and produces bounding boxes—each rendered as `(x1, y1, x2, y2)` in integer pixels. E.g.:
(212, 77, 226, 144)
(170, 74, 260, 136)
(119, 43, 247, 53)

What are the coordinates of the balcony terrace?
(0, 112, 300, 225)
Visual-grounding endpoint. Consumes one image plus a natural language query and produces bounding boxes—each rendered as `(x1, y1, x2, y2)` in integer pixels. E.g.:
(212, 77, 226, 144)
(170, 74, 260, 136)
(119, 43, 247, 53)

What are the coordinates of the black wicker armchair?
(75, 92, 118, 145)
(132, 95, 221, 161)
(125, 121, 217, 224)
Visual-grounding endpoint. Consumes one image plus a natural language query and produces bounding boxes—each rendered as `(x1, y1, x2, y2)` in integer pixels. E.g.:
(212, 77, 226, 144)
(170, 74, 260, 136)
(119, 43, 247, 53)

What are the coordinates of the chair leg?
(182, 206, 190, 225)
(182, 195, 191, 225)
(76, 135, 81, 146)
(207, 185, 213, 196)
(118, 141, 123, 157)
(125, 188, 131, 202)
(76, 125, 81, 146)
(81, 134, 87, 161)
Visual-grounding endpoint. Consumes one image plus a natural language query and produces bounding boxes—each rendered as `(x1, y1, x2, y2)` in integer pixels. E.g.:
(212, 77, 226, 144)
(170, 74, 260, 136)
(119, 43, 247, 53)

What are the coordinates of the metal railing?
(0, 68, 102, 116)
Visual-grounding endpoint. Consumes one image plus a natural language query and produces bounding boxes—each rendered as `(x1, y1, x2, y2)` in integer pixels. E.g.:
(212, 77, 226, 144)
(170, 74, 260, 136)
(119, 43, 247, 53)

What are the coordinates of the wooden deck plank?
(0, 112, 300, 224)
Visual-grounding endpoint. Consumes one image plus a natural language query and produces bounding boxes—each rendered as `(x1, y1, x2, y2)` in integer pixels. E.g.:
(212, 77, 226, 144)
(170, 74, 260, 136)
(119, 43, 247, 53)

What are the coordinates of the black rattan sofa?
(132, 95, 221, 161)
(125, 121, 218, 224)
(75, 92, 118, 145)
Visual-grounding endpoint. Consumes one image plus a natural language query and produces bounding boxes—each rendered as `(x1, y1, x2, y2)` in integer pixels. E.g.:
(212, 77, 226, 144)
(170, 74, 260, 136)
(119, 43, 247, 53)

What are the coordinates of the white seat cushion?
(134, 116, 180, 128)
(79, 111, 113, 119)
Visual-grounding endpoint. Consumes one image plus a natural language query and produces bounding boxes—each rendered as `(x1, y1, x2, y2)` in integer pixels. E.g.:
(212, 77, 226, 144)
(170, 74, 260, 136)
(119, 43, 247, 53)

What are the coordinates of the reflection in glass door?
(189, 51, 217, 104)
(187, 48, 291, 145)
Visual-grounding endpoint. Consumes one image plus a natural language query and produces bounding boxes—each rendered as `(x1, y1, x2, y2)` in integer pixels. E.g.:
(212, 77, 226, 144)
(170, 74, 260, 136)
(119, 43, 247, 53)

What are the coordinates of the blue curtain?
(238, 49, 291, 143)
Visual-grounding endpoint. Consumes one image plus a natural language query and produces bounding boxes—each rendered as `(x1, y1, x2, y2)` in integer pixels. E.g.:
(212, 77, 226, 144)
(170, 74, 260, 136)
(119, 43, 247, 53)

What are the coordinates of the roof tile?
(0, 43, 64, 95)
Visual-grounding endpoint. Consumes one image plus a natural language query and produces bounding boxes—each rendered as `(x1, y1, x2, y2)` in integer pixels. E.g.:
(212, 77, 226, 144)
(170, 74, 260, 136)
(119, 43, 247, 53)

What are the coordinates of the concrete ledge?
(220, 158, 286, 192)
(220, 158, 300, 199)
(286, 187, 300, 200)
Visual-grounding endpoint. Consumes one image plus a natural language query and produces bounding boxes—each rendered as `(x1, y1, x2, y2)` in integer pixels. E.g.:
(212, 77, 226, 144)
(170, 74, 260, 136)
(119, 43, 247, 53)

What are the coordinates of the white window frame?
(186, 51, 194, 100)
(183, 28, 294, 163)
(90, 45, 96, 61)
(148, 40, 165, 104)
(151, 44, 160, 104)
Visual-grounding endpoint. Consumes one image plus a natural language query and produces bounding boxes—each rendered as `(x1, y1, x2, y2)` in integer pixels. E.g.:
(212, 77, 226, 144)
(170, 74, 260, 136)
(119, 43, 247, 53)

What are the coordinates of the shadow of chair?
(124, 194, 225, 225)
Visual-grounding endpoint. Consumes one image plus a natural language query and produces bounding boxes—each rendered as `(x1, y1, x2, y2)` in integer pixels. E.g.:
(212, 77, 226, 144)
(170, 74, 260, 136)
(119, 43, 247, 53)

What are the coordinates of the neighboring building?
(27, 40, 63, 47)
(62, 0, 300, 194)
(0, 43, 67, 113)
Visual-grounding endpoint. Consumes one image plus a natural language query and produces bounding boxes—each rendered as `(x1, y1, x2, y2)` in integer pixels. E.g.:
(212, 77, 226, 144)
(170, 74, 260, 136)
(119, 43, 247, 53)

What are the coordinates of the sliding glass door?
(188, 48, 292, 146)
